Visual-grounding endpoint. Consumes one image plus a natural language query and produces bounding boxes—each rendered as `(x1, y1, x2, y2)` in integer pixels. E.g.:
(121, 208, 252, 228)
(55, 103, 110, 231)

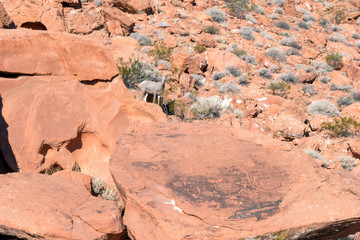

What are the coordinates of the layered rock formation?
(110, 123, 360, 239)
(0, 172, 124, 239)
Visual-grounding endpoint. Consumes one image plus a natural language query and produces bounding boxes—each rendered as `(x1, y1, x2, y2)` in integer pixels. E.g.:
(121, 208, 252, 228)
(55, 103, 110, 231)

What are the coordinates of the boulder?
(0, 3, 15, 29)
(0, 172, 124, 239)
(102, 7, 135, 36)
(0, 76, 166, 184)
(0, 29, 117, 81)
(64, 8, 106, 35)
(105, 0, 154, 14)
(2, 0, 65, 31)
(110, 123, 360, 239)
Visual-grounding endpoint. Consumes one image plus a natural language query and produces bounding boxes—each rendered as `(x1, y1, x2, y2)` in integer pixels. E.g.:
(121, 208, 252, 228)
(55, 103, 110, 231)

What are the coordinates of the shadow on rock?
(0, 95, 18, 174)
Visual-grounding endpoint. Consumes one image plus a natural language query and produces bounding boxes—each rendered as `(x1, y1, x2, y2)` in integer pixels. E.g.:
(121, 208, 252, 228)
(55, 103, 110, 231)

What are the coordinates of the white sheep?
(140, 78, 166, 105)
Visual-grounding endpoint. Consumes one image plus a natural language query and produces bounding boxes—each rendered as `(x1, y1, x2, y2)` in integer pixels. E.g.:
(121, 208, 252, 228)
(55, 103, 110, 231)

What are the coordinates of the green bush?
(321, 117, 360, 137)
(268, 81, 290, 97)
(325, 51, 343, 70)
(231, 47, 247, 57)
(149, 42, 172, 61)
(117, 57, 146, 89)
(194, 44, 207, 53)
(166, 99, 187, 120)
(202, 25, 220, 34)
(224, 0, 253, 19)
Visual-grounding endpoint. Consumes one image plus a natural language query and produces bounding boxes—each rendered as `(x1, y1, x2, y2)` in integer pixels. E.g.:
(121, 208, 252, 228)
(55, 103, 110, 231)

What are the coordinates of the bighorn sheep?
(140, 78, 166, 105)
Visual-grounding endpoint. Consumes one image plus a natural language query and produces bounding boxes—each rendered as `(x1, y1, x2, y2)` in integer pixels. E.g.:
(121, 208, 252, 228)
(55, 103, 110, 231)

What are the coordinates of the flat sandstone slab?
(110, 123, 360, 240)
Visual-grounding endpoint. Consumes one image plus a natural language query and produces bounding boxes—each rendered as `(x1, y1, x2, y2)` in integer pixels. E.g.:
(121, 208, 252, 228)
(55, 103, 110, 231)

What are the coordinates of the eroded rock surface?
(110, 123, 360, 239)
(0, 172, 124, 239)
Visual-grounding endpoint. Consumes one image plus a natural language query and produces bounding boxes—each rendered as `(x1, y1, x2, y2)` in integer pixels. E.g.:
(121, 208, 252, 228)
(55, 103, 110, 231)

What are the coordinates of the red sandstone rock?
(0, 3, 14, 29)
(53, 170, 93, 191)
(110, 123, 360, 239)
(0, 172, 124, 239)
(0, 29, 117, 81)
(102, 7, 135, 36)
(2, 0, 65, 31)
(65, 8, 106, 35)
(1, 76, 166, 184)
(283, 0, 301, 18)
(105, 0, 155, 14)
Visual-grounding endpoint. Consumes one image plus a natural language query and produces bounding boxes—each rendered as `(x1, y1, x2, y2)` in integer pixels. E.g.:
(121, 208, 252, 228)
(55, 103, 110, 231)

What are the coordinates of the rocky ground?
(1, 0, 360, 239)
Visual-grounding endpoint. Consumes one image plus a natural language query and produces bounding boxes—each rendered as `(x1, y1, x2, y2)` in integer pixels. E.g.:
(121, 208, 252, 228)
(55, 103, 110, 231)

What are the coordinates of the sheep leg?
(153, 93, 156, 103)
(158, 95, 161, 106)
(144, 92, 148, 102)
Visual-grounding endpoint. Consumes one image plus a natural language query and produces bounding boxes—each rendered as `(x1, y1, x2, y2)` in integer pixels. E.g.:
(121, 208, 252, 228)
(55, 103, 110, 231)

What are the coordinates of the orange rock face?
(0, 172, 124, 239)
(110, 123, 360, 239)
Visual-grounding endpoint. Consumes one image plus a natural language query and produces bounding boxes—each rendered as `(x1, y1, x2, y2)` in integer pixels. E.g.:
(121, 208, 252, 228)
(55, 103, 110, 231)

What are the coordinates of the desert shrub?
(166, 99, 187, 120)
(279, 37, 301, 49)
(285, 49, 300, 56)
(92, 178, 119, 201)
(329, 32, 347, 43)
(319, 18, 330, 26)
(224, 0, 251, 19)
(149, 42, 172, 61)
(261, 30, 274, 40)
(356, 41, 360, 48)
(117, 58, 160, 89)
(274, 21, 291, 30)
(268, 81, 290, 97)
(304, 149, 329, 167)
(212, 70, 230, 80)
(311, 61, 333, 74)
(130, 32, 153, 46)
(157, 22, 169, 28)
(302, 85, 317, 96)
(274, 8, 284, 14)
(268, 14, 279, 20)
(191, 74, 206, 88)
(239, 26, 254, 40)
(205, 7, 226, 23)
(303, 15, 317, 22)
(270, 64, 280, 73)
(272, 0, 285, 7)
(94, 0, 102, 6)
(194, 44, 206, 53)
(337, 95, 354, 107)
(203, 25, 220, 34)
(330, 83, 353, 92)
(294, 64, 314, 73)
(277, 72, 299, 84)
(320, 75, 331, 84)
(307, 100, 340, 116)
(297, 21, 309, 29)
(265, 48, 286, 62)
(241, 54, 258, 65)
(226, 66, 241, 77)
(231, 47, 247, 57)
(325, 51, 343, 70)
(219, 81, 242, 93)
(331, 24, 342, 32)
(245, 14, 257, 24)
(339, 156, 358, 171)
(258, 68, 272, 79)
(353, 33, 360, 39)
(321, 117, 360, 137)
(191, 96, 222, 119)
(237, 74, 249, 86)
(253, 4, 264, 14)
